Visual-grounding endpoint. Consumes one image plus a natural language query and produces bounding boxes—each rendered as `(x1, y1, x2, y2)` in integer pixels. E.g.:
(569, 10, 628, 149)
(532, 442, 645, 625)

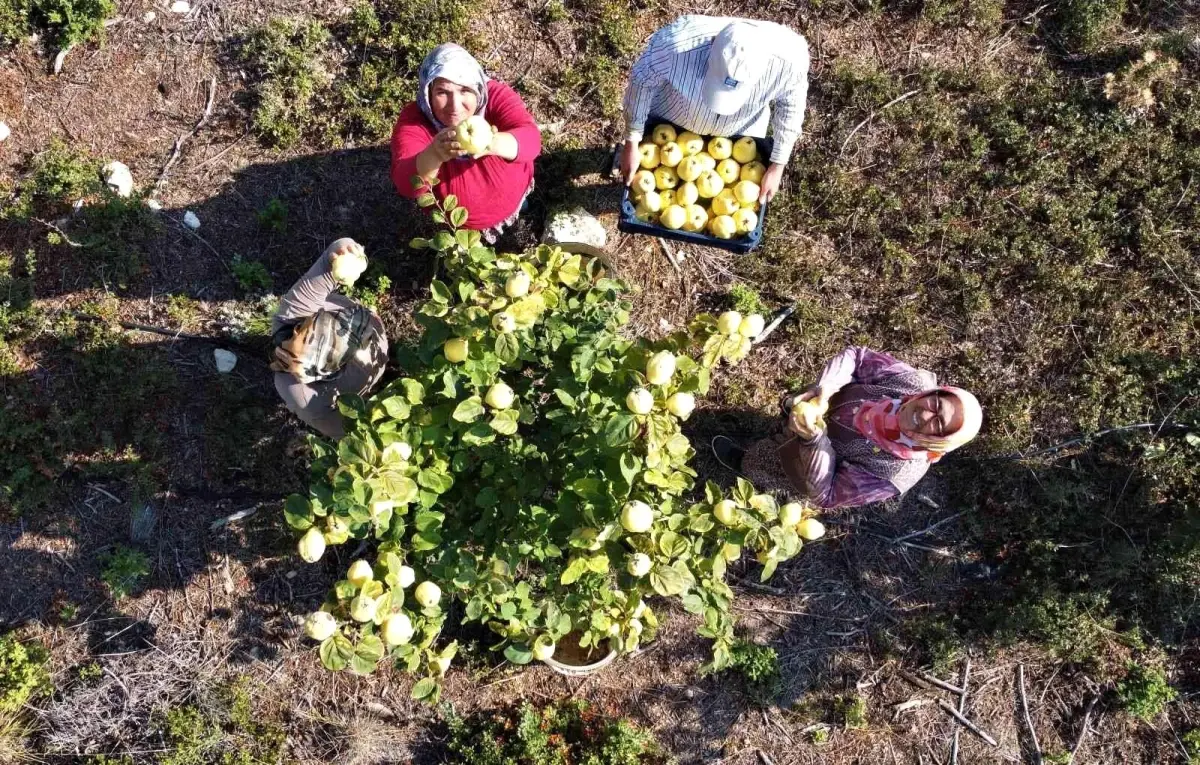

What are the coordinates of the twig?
(657, 237, 681, 273)
(1018, 665, 1043, 764)
(901, 669, 964, 695)
(839, 90, 920, 156)
(154, 75, 218, 195)
(950, 657, 972, 765)
(893, 511, 967, 543)
(729, 574, 786, 595)
(1068, 695, 1098, 763)
(756, 750, 776, 765)
(937, 699, 998, 747)
(32, 217, 83, 247)
(68, 311, 243, 345)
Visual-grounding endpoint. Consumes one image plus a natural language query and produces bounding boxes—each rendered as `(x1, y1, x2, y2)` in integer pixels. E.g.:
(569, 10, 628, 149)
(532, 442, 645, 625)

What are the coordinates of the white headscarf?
(417, 43, 490, 130)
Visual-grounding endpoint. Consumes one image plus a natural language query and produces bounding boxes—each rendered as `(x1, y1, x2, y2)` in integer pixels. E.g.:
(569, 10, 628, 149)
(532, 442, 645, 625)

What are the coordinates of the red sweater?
(390, 81, 541, 230)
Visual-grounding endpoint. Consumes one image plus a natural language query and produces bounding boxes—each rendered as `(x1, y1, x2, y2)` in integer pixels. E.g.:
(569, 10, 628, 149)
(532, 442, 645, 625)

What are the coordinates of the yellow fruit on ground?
(740, 160, 766, 184)
(639, 142, 660, 169)
(651, 124, 677, 145)
(676, 182, 699, 207)
(716, 158, 741, 184)
(695, 170, 724, 199)
(676, 156, 703, 183)
(739, 313, 765, 338)
(779, 502, 804, 527)
(717, 311, 743, 334)
(304, 611, 338, 641)
(349, 595, 377, 623)
(696, 152, 717, 172)
(659, 141, 683, 167)
(347, 560, 373, 588)
(678, 131, 704, 155)
(444, 337, 469, 363)
(382, 613, 415, 646)
(620, 500, 654, 533)
(732, 136, 758, 163)
(709, 215, 737, 239)
(713, 500, 738, 526)
(733, 208, 758, 234)
(653, 166, 678, 190)
(683, 204, 708, 233)
(711, 189, 740, 216)
(298, 527, 325, 563)
(660, 204, 687, 230)
(797, 518, 826, 540)
(707, 136, 733, 160)
(734, 180, 761, 206)
(414, 581, 442, 608)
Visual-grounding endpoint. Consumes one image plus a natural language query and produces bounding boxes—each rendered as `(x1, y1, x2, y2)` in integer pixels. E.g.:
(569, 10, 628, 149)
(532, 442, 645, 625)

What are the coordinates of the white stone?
(214, 349, 237, 373)
(0, 122, 9, 142)
(183, 210, 201, 230)
(72, 199, 85, 214)
(101, 161, 134, 197)
(146, 199, 163, 211)
(143, 11, 156, 22)
(542, 206, 607, 249)
(169, 0, 190, 12)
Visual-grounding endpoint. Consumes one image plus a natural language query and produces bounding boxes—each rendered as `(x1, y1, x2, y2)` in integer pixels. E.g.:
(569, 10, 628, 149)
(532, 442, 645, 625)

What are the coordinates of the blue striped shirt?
(622, 15, 810, 165)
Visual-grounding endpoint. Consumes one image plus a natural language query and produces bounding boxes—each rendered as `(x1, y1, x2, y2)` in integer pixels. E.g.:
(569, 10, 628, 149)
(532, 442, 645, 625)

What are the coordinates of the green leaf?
(430, 279, 453, 303)
(560, 557, 588, 585)
(412, 677, 438, 700)
(432, 232, 455, 251)
(319, 634, 354, 672)
(504, 644, 533, 665)
(649, 563, 687, 596)
(450, 206, 469, 228)
(416, 193, 436, 208)
(452, 396, 486, 423)
(284, 494, 314, 530)
(338, 435, 376, 466)
(681, 592, 706, 615)
(351, 635, 385, 674)
(495, 333, 519, 363)
(553, 389, 575, 407)
(490, 409, 520, 435)
(400, 379, 425, 404)
(658, 531, 689, 559)
(380, 397, 411, 421)
(417, 469, 455, 493)
(443, 194, 458, 211)
(605, 414, 638, 447)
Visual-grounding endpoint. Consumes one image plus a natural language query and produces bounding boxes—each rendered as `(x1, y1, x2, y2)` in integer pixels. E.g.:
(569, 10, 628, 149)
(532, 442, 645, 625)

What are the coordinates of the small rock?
(169, 0, 190, 12)
(0, 121, 9, 142)
(213, 348, 237, 373)
(542, 205, 607, 249)
(183, 210, 201, 230)
(143, 10, 156, 22)
(102, 161, 134, 197)
(72, 199, 84, 214)
(146, 199, 163, 211)
(130, 503, 157, 541)
(286, 570, 298, 580)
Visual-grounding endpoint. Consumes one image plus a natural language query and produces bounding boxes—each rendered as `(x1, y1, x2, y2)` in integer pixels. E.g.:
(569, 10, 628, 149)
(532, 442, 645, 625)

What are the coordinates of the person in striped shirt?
(619, 15, 810, 205)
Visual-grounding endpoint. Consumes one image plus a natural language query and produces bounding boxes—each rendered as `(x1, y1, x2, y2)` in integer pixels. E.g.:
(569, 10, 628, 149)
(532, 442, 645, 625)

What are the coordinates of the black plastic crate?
(617, 118, 773, 255)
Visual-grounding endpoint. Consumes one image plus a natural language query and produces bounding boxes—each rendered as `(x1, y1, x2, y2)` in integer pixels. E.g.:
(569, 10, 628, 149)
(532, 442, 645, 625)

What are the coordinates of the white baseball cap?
(701, 22, 768, 116)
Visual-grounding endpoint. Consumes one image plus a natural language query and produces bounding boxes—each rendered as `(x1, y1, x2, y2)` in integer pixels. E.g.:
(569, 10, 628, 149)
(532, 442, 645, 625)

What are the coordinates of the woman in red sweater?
(391, 44, 541, 243)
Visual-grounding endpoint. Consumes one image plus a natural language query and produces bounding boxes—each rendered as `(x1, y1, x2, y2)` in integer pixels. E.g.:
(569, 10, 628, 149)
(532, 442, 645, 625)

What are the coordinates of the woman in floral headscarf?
(390, 44, 541, 243)
(712, 347, 983, 509)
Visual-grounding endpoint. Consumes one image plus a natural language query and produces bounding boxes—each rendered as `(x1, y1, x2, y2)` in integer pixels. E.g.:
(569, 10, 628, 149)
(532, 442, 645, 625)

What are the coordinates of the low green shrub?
(1, 0, 114, 50)
(1052, 0, 1127, 52)
(441, 700, 668, 765)
(714, 639, 782, 706)
(101, 545, 150, 600)
(230, 255, 272, 294)
(1116, 659, 1176, 721)
(239, 18, 335, 149)
(728, 283, 768, 316)
(0, 634, 50, 714)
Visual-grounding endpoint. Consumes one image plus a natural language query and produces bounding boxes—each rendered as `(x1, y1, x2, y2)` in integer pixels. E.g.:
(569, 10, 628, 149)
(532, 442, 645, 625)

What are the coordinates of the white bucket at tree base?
(543, 637, 617, 677)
